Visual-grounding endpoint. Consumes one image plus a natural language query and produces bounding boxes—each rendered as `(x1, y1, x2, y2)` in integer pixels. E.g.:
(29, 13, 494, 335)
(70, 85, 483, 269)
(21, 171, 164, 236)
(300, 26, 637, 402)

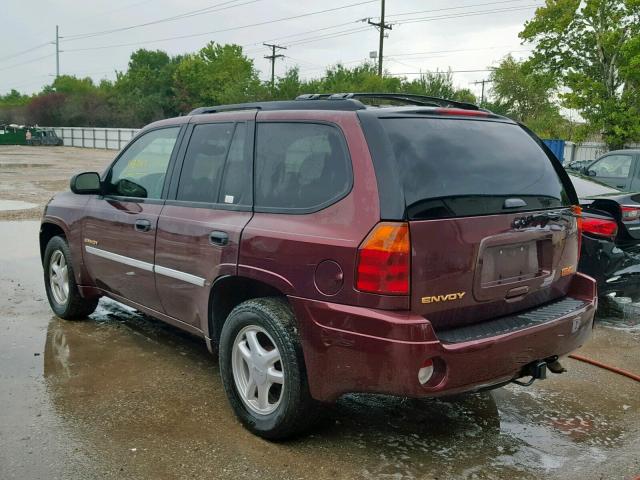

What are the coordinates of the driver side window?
(106, 127, 180, 199)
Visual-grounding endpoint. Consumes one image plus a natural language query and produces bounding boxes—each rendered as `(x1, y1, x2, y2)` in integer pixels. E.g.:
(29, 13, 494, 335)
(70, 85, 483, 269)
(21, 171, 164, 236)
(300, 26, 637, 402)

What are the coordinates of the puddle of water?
(2, 219, 638, 480)
(595, 297, 640, 333)
(0, 199, 38, 211)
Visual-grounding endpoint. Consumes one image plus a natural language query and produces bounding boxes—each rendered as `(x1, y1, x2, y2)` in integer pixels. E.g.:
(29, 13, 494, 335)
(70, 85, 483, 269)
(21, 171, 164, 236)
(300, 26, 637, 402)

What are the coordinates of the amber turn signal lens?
(355, 222, 410, 295)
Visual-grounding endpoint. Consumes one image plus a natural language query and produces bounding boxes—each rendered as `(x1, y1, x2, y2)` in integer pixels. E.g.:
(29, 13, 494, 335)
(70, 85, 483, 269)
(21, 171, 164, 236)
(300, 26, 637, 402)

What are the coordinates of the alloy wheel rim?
(231, 325, 284, 415)
(49, 250, 69, 305)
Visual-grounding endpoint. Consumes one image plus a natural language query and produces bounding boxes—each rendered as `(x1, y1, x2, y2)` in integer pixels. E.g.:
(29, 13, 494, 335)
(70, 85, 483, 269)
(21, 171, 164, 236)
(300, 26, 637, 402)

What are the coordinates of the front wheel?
(219, 298, 320, 439)
(43, 235, 98, 320)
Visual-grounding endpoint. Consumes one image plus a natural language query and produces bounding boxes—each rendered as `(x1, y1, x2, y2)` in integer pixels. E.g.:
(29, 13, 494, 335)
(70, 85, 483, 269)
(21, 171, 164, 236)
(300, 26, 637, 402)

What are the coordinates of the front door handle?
(134, 219, 151, 232)
(209, 231, 229, 246)
(616, 185, 626, 189)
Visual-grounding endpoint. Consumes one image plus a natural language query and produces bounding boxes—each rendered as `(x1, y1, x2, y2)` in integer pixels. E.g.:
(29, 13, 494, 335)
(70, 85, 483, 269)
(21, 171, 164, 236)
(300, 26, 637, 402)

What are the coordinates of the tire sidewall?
(219, 302, 304, 437)
(43, 236, 74, 317)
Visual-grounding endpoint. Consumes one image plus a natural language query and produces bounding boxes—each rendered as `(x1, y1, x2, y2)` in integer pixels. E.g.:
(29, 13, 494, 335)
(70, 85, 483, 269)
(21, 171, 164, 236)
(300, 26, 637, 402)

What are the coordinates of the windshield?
(380, 118, 572, 220)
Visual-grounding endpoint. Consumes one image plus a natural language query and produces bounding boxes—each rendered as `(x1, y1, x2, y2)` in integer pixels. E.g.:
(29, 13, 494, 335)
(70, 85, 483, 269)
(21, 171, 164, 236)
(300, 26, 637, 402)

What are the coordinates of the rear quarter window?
(254, 122, 352, 213)
(380, 118, 571, 219)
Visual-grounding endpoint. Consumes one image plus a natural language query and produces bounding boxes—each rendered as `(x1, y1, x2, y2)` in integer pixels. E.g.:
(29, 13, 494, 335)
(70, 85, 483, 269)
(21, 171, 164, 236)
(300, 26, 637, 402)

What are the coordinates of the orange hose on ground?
(568, 354, 640, 382)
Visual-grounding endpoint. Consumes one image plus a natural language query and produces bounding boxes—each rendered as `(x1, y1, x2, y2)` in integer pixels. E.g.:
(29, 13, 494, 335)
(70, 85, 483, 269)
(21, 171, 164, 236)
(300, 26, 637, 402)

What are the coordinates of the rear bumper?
(290, 273, 597, 402)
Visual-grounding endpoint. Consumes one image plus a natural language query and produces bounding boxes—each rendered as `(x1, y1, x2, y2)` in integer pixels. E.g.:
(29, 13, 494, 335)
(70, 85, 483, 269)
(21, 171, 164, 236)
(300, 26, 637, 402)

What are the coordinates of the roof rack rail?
(189, 104, 263, 115)
(189, 99, 366, 115)
(296, 92, 481, 110)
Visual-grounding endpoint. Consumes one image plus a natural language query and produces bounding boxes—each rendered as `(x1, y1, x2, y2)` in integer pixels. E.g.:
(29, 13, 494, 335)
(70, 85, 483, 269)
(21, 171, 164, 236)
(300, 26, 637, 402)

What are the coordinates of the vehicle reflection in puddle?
(41, 298, 639, 480)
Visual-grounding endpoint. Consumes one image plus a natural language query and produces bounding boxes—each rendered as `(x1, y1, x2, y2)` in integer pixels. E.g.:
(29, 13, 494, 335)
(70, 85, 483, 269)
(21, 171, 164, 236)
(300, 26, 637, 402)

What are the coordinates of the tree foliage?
(1, 42, 477, 129)
(487, 55, 572, 138)
(520, 0, 640, 149)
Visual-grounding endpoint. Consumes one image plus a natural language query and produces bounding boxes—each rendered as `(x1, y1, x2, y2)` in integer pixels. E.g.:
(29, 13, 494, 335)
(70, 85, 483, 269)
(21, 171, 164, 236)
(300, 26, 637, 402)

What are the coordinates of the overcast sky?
(0, 0, 541, 97)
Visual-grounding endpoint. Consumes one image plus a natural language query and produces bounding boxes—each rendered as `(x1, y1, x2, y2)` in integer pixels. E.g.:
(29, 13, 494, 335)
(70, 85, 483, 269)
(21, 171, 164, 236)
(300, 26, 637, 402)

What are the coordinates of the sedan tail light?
(582, 216, 618, 240)
(620, 205, 640, 222)
(356, 222, 410, 295)
(572, 205, 583, 256)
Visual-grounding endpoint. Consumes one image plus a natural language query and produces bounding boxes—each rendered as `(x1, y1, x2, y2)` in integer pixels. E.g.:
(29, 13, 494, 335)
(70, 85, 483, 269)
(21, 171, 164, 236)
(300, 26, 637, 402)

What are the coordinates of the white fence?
(50, 127, 141, 150)
(564, 141, 640, 164)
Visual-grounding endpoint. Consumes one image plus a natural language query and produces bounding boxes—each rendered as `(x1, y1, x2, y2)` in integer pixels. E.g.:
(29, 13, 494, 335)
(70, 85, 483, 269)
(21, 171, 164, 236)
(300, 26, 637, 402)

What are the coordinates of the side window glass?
(107, 127, 180, 199)
(255, 123, 351, 211)
(176, 123, 235, 203)
(590, 155, 632, 178)
(218, 123, 251, 205)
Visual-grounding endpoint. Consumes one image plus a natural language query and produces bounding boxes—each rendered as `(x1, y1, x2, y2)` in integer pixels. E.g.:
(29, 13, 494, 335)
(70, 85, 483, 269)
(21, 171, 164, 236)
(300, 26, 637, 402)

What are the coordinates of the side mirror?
(70, 172, 101, 194)
(587, 169, 597, 177)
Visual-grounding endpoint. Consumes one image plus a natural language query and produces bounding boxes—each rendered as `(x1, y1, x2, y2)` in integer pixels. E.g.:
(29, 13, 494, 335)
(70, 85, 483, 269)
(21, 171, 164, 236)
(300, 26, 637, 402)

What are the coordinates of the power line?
(387, 69, 495, 76)
(60, 0, 378, 52)
(282, 27, 371, 48)
(384, 0, 540, 19)
(264, 5, 538, 52)
(386, 45, 531, 58)
(243, 20, 359, 50)
(0, 54, 55, 73)
(394, 4, 541, 26)
(0, 42, 52, 63)
(62, 0, 258, 41)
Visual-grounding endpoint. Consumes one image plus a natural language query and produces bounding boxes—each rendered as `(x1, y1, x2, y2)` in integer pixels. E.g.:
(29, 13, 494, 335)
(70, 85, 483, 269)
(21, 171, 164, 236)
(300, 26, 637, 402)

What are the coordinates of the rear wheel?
(44, 236, 98, 320)
(219, 298, 320, 439)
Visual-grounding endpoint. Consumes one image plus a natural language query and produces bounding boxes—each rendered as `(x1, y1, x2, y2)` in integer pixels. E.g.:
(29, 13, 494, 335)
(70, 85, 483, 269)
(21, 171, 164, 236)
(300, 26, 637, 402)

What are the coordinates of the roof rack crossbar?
(295, 92, 481, 110)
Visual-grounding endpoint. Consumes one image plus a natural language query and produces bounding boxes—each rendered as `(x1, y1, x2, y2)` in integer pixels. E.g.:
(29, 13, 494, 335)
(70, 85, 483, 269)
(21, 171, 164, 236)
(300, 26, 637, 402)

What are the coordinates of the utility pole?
(472, 78, 492, 106)
(55, 25, 60, 78)
(367, 0, 392, 76)
(263, 43, 286, 90)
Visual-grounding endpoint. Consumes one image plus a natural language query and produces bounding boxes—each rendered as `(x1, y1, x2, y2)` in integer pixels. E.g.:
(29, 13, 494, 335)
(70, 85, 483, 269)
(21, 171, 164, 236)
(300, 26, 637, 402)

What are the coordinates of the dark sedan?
(570, 172, 640, 298)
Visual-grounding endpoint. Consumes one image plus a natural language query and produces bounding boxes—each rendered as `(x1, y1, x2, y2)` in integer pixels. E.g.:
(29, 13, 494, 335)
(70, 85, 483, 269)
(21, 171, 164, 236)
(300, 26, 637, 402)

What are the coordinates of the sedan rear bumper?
(290, 273, 596, 402)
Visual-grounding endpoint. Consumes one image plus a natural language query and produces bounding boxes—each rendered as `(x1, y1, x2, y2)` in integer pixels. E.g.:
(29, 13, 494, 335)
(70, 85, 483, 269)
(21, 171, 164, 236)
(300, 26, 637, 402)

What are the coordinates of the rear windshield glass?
(381, 118, 571, 220)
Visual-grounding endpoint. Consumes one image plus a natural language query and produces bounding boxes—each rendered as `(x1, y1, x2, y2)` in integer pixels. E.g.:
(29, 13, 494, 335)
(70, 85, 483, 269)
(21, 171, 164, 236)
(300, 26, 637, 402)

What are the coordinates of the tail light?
(356, 222, 410, 295)
(582, 216, 618, 239)
(572, 205, 583, 256)
(621, 205, 640, 222)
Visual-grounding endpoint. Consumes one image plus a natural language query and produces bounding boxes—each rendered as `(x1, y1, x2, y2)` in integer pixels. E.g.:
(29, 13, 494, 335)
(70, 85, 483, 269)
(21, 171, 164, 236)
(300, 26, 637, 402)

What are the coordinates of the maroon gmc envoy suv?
(40, 93, 597, 439)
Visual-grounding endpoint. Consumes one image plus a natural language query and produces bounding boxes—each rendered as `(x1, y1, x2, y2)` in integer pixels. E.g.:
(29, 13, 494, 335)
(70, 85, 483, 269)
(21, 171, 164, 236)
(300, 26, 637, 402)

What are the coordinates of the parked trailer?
(0, 125, 63, 146)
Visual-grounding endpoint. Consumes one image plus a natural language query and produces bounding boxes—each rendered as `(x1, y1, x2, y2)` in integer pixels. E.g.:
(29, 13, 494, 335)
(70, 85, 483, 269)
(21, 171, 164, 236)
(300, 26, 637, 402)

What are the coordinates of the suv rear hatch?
(358, 110, 581, 331)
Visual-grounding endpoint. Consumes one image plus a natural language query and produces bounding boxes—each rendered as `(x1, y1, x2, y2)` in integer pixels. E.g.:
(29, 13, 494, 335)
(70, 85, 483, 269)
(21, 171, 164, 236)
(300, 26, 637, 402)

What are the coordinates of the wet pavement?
(1, 220, 639, 480)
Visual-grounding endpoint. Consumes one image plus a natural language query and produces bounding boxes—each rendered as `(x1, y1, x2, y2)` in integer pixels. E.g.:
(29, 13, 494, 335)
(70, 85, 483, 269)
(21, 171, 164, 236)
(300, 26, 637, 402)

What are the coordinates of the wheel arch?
(39, 221, 68, 263)
(208, 275, 287, 346)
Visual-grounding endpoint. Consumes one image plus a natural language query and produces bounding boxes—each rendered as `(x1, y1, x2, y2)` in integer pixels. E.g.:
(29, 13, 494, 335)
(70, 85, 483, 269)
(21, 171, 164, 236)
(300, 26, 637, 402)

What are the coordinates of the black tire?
(43, 235, 98, 320)
(219, 297, 321, 439)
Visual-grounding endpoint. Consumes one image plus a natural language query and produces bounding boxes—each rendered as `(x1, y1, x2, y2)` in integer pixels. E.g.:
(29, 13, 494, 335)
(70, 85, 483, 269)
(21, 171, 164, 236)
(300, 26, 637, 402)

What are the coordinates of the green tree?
(47, 75, 96, 95)
(272, 67, 304, 100)
(520, 0, 640, 149)
(113, 49, 182, 126)
(0, 89, 30, 107)
(487, 55, 570, 138)
(318, 63, 402, 92)
(173, 42, 261, 112)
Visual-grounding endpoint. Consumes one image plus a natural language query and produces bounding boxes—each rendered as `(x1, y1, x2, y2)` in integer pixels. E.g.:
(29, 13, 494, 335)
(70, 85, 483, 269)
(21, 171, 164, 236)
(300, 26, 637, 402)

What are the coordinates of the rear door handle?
(209, 231, 229, 246)
(134, 219, 151, 232)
